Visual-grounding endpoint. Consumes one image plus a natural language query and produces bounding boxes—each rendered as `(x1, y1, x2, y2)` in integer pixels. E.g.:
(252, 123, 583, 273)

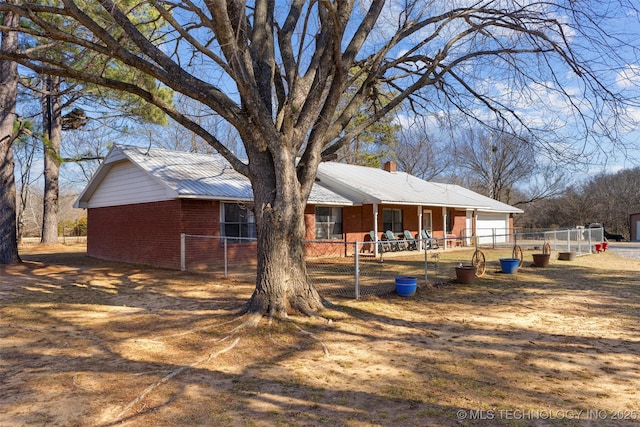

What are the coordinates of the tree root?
(8, 323, 44, 332)
(72, 374, 96, 392)
(141, 314, 247, 342)
(268, 329, 302, 350)
(293, 323, 329, 358)
(113, 337, 241, 422)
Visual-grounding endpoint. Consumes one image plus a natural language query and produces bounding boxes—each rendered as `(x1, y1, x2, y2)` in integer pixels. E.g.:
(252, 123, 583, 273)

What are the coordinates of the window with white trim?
(315, 206, 343, 240)
(422, 209, 433, 233)
(383, 208, 403, 234)
(221, 203, 256, 241)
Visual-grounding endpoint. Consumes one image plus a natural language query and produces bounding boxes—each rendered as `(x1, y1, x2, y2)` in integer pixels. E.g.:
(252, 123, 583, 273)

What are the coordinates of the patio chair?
(370, 230, 391, 253)
(385, 230, 407, 251)
(403, 230, 418, 250)
(421, 229, 440, 250)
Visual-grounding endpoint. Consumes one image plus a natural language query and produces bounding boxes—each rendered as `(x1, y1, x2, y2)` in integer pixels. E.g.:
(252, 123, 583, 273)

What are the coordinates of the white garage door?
(476, 213, 509, 244)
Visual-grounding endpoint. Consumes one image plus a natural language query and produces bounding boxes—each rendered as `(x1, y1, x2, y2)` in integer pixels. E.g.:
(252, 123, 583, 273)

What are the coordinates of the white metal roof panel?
(316, 162, 486, 208)
(432, 183, 524, 213)
(123, 146, 254, 200)
(76, 145, 355, 207)
(75, 145, 523, 213)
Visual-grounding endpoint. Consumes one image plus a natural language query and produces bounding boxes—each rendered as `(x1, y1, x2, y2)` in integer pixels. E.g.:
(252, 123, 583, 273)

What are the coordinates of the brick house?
(74, 145, 522, 269)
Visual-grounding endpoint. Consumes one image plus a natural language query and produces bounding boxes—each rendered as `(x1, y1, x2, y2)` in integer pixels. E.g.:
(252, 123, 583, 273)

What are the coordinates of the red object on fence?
(602, 242, 608, 251)
(594, 243, 603, 253)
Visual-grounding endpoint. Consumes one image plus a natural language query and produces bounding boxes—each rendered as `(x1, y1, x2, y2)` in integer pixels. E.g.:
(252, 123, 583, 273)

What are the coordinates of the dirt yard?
(1, 244, 640, 426)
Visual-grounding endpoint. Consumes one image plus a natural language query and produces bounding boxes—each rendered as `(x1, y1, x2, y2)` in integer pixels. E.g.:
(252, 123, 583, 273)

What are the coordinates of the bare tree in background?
(2, 0, 639, 318)
(582, 168, 640, 236)
(142, 94, 242, 155)
(394, 114, 452, 181)
(13, 121, 39, 244)
(452, 129, 535, 204)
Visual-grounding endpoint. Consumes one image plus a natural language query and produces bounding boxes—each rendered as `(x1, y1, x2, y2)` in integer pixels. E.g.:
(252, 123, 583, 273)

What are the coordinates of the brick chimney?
(383, 161, 397, 173)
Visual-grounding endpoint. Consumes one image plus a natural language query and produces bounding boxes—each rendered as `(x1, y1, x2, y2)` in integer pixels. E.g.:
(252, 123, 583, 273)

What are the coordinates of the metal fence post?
(424, 246, 428, 284)
(224, 237, 228, 279)
(354, 242, 360, 299)
(180, 233, 186, 271)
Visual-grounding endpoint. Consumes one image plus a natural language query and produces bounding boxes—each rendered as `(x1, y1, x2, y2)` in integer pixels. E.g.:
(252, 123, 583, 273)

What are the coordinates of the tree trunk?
(0, 2, 21, 265)
(41, 75, 62, 244)
(243, 152, 325, 318)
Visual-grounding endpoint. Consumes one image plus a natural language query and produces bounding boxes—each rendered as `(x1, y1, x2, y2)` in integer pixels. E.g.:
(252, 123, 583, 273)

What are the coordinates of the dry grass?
(1, 244, 640, 426)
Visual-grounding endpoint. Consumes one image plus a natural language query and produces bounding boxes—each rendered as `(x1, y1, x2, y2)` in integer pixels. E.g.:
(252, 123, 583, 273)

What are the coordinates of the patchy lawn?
(1, 244, 640, 426)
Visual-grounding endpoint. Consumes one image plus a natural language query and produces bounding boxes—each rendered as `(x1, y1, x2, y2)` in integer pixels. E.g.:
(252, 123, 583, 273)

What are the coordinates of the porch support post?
(418, 206, 423, 252)
(473, 209, 478, 237)
(442, 206, 448, 250)
(373, 203, 379, 257)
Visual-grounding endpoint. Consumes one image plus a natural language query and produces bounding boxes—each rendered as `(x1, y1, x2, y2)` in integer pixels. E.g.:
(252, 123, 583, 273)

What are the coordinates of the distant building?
(630, 213, 640, 241)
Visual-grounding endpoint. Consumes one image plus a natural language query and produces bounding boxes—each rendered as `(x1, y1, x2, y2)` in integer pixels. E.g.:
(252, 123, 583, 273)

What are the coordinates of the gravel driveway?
(606, 242, 640, 260)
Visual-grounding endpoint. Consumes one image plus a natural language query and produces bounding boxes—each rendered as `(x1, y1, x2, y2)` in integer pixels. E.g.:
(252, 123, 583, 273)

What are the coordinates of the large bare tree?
(2, 0, 638, 317)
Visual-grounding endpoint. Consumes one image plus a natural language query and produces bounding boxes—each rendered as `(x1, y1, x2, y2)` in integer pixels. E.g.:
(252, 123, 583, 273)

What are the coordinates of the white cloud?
(616, 64, 640, 88)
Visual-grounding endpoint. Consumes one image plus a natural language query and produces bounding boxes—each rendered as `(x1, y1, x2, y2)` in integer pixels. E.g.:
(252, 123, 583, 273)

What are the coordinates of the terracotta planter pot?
(455, 265, 477, 284)
(532, 253, 550, 268)
(558, 251, 576, 261)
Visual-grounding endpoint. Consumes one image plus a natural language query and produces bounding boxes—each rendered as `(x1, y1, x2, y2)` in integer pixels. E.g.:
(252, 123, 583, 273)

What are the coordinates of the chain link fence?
(181, 227, 605, 299)
(470, 227, 605, 256)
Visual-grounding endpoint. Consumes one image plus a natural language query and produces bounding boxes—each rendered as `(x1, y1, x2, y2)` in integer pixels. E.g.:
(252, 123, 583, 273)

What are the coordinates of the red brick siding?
(181, 199, 257, 270)
(183, 236, 257, 271)
(344, 206, 368, 243)
(451, 210, 467, 237)
(376, 204, 421, 240)
(88, 198, 483, 270)
(306, 205, 371, 257)
(87, 200, 182, 268)
(305, 204, 349, 257)
(304, 205, 316, 240)
(431, 209, 445, 239)
(181, 199, 219, 235)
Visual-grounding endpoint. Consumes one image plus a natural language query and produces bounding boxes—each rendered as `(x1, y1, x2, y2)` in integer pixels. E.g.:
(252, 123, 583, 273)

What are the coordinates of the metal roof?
(430, 183, 524, 213)
(76, 145, 355, 206)
(76, 145, 523, 213)
(317, 162, 497, 210)
(124, 145, 254, 200)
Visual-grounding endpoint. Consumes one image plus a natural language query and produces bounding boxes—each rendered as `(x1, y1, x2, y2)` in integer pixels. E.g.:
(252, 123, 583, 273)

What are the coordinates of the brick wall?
(451, 210, 467, 237)
(87, 200, 182, 269)
(181, 199, 258, 270)
(344, 206, 368, 243)
(88, 198, 481, 270)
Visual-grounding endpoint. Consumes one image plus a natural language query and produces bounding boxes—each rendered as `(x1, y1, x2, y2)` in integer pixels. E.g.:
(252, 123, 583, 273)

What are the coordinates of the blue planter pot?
(499, 258, 520, 274)
(395, 276, 417, 296)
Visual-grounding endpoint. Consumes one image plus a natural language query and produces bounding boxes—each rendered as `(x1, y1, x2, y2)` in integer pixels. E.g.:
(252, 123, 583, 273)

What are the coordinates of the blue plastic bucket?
(499, 258, 520, 274)
(395, 276, 417, 296)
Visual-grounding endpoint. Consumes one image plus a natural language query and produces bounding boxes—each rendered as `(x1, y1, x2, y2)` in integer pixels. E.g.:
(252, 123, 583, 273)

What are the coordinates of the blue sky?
(12, 0, 640, 192)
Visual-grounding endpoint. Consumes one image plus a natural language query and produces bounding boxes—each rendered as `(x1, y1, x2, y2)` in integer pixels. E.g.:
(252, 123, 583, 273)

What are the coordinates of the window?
(422, 210, 433, 233)
(383, 209, 403, 233)
(315, 206, 343, 240)
(221, 203, 256, 241)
